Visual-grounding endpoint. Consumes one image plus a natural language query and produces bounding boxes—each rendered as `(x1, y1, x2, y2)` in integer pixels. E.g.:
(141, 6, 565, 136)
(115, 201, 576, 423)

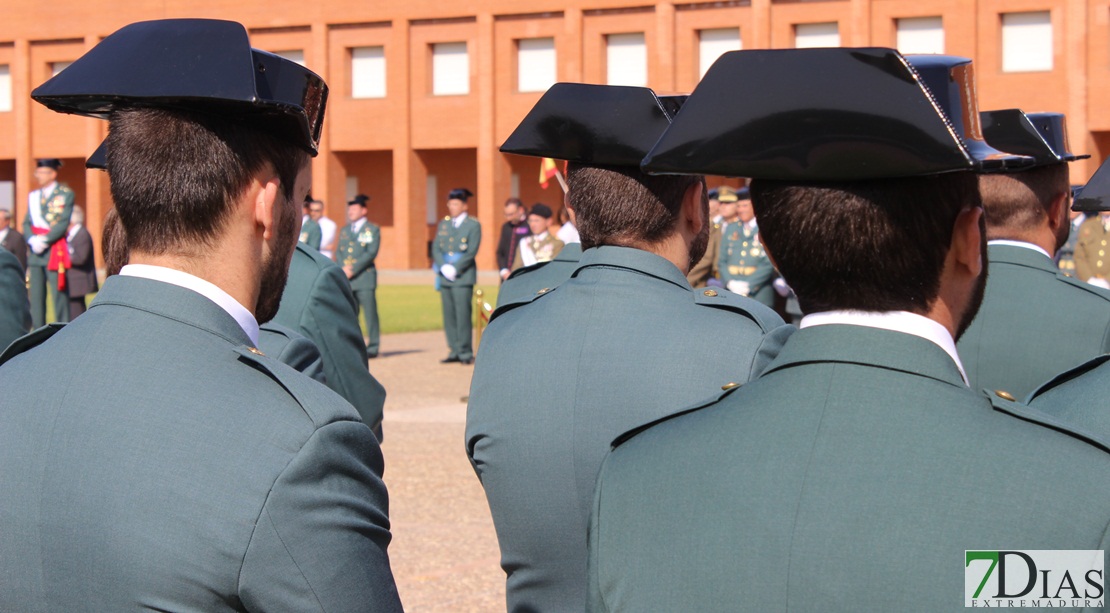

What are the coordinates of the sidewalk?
(378, 269, 501, 287)
(372, 330, 503, 612)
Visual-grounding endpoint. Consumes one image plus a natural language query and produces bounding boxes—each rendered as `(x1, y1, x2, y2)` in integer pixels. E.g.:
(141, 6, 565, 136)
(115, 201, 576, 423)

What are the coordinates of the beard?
(687, 186, 711, 271)
(255, 196, 299, 324)
(954, 214, 989, 342)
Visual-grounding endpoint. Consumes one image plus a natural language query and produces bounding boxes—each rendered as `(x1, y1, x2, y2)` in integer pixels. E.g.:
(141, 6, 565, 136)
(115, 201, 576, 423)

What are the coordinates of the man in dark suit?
(64, 206, 98, 319)
(0, 208, 27, 272)
(496, 197, 529, 281)
(587, 49, 1110, 611)
(0, 20, 401, 611)
(957, 110, 1110, 398)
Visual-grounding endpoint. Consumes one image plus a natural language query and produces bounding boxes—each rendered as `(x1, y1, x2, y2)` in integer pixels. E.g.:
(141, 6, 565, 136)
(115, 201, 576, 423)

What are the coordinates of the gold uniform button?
(994, 390, 1016, 401)
(703, 289, 718, 297)
(536, 287, 551, 295)
(1101, 250, 1106, 257)
(247, 347, 265, 356)
(721, 382, 741, 390)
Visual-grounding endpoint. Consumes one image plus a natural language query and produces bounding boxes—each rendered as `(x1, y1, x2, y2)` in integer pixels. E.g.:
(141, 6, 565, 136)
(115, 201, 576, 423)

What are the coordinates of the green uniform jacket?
(432, 215, 481, 286)
(958, 244, 1110, 399)
(258, 322, 325, 387)
(467, 245, 794, 613)
(299, 216, 322, 250)
(496, 242, 582, 308)
(22, 183, 74, 268)
(0, 275, 401, 612)
(718, 220, 775, 307)
(273, 244, 386, 438)
(1028, 354, 1110, 443)
(0, 248, 30, 349)
(336, 220, 381, 291)
(588, 324, 1110, 612)
(1075, 216, 1110, 283)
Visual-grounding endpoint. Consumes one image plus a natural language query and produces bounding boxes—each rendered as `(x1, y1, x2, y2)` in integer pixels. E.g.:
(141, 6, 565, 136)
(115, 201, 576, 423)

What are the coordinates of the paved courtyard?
(372, 329, 504, 612)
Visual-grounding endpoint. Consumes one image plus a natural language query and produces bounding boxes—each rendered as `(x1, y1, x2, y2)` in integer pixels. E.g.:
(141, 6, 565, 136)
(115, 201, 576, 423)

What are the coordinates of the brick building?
(0, 0, 1104, 269)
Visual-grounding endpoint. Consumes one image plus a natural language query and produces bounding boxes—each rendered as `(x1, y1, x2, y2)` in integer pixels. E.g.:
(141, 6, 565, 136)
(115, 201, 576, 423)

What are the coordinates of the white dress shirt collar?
(987, 239, 1051, 260)
(800, 310, 968, 385)
(452, 212, 468, 228)
(352, 218, 366, 233)
(119, 264, 260, 346)
(67, 224, 81, 241)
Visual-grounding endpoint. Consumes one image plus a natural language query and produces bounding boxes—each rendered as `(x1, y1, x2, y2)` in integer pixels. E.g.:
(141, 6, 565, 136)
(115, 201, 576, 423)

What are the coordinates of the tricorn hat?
(716, 185, 738, 203)
(36, 158, 63, 170)
(529, 203, 553, 219)
(980, 109, 1088, 166)
(501, 83, 687, 167)
(448, 188, 474, 202)
(32, 19, 328, 156)
(642, 48, 1033, 180)
(1072, 158, 1110, 212)
(348, 194, 370, 206)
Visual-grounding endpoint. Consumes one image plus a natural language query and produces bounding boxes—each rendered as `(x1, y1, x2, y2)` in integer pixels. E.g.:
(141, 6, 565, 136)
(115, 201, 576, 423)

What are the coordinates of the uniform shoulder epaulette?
(1028, 354, 1110, 402)
(611, 383, 744, 449)
(505, 259, 553, 282)
(985, 384, 1110, 454)
(1055, 271, 1110, 302)
(443, 215, 451, 222)
(488, 281, 557, 322)
(233, 345, 363, 428)
(0, 323, 65, 366)
(691, 286, 784, 331)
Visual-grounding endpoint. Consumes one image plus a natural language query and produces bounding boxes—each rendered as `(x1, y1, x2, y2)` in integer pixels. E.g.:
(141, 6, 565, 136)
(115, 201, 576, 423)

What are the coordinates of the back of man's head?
(107, 107, 308, 256)
(752, 172, 981, 315)
(978, 163, 1069, 242)
(568, 163, 702, 249)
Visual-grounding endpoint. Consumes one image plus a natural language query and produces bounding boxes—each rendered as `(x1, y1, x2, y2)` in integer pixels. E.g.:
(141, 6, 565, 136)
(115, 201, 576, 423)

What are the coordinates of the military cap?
(501, 83, 686, 167)
(980, 109, 1088, 166)
(32, 19, 328, 156)
(448, 188, 474, 202)
(1073, 158, 1110, 212)
(707, 188, 720, 200)
(716, 186, 739, 203)
(530, 203, 553, 219)
(36, 159, 62, 170)
(642, 48, 1033, 180)
(735, 186, 750, 200)
(348, 194, 370, 206)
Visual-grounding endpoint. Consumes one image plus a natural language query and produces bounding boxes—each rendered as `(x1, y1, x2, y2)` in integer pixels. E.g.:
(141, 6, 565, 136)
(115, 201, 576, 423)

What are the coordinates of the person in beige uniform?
(1074, 211, 1110, 288)
(511, 203, 563, 271)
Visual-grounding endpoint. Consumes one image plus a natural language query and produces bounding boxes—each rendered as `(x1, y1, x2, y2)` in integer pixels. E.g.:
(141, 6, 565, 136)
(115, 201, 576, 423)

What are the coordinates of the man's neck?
(39, 182, 56, 194)
(130, 242, 260, 320)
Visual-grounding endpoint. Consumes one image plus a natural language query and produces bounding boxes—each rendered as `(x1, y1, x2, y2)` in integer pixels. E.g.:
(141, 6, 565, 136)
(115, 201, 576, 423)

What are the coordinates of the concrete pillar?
(475, 12, 500, 270)
(392, 18, 421, 268)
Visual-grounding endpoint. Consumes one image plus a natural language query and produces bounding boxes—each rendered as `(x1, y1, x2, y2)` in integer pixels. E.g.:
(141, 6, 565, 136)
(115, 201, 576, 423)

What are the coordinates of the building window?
(896, 16, 944, 55)
(698, 28, 741, 79)
(0, 65, 11, 112)
(274, 50, 306, 66)
(50, 61, 72, 77)
(517, 37, 556, 93)
(606, 32, 647, 87)
(351, 46, 386, 99)
(1001, 11, 1053, 72)
(794, 22, 840, 48)
(432, 42, 470, 96)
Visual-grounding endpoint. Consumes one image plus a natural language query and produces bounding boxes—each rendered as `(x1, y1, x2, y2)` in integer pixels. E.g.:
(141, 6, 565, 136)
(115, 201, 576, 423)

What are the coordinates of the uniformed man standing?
(718, 187, 775, 307)
(510, 203, 563, 271)
(468, 83, 792, 613)
(432, 187, 480, 364)
(588, 49, 1110, 611)
(956, 110, 1110, 399)
(23, 158, 74, 327)
(1074, 210, 1110, 288)
(338, 194, 381, 358)
(299, 197, 322, 250)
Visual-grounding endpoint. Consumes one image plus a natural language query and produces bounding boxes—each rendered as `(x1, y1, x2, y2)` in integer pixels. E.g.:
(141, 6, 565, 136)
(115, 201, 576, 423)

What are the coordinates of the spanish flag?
(539, 157, 559, 189)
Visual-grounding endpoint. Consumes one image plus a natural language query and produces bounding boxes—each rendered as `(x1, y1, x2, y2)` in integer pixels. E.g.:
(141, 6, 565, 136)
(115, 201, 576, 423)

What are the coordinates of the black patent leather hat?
(1073, 158, 1110, 212)
(33, 19, 328, 156)
(643, 48, 1033, 180)
(981, 109, 1089, 166)
(501, 83, 686, 167)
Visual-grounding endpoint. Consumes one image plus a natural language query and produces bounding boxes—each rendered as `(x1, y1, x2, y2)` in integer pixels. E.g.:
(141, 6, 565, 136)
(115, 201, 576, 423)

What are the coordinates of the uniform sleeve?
(273, 335, 327, 385)
(431, 223, 446, 268)
(239, 420, 402, 612)
(43, 190, 74, 245)
(747, 323, 795, 379)
(305, 264, 386, 440)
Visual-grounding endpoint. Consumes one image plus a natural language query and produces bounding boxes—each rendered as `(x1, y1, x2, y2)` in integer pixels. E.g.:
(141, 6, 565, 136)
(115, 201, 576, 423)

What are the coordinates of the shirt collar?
(40, 182, 57, 194)
(532, 231, 549, 241)
(119, 264, 260, 346)
(987, 239, 1051, 260)
(67, 224, 81, 240)
(800, 310, 968, 385)
(453, 212, 468, 227)
(352, 218, 366, 232)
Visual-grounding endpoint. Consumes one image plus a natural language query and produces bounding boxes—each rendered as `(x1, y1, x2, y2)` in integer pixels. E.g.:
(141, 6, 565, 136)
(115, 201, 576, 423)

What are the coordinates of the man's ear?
(254, 174, 282, 240)
(1047, 190, 1069, 234)
(951, 205, 984, 278)
(682, 181, 705, 236)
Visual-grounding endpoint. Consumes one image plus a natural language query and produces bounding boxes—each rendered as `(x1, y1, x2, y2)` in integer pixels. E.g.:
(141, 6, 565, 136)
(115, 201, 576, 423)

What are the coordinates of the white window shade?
(50, 61, 71, 77)
(274, 50, 305, 66)
(606, 32, 647, 86)
(1002, 11, 1053, 72)
(699, 28, 741, 78)
(0, 66, 11, 112)
(426, 175, 439, 224)
(352, 46, 386, 98)
(896, 16, 945, 55)
(794, 22, 840, 48)
(432, 42, 470, 95)
(517, 37, 556, 93)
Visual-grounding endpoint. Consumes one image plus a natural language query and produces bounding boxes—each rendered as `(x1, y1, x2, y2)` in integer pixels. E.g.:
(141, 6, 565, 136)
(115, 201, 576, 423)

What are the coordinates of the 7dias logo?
(965, 550, 1104, 608)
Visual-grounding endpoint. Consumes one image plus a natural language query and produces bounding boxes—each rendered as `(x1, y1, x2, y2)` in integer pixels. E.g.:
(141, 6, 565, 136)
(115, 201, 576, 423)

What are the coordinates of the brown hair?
(978, 163, 1069, 240)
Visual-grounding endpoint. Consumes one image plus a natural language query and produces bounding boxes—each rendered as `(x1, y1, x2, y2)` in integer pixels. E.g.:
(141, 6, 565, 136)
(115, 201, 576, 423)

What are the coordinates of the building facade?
(0, 0, 1104, 269)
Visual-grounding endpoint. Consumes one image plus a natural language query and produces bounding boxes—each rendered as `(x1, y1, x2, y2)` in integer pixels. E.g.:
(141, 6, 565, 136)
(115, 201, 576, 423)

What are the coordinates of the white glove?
(772, 277, 791, 298)
(28, 235, 48, 255)
(441, 264, 458, 282)
(727, 280, 750, 296)
(1088, 277, 1110, 290)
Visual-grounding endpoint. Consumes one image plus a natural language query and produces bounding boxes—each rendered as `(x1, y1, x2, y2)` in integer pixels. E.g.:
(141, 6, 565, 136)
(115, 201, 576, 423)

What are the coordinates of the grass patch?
(376, 284, 499, 335)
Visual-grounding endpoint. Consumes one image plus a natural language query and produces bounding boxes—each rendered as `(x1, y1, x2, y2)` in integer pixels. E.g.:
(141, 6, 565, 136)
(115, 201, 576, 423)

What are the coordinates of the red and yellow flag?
(539, 157, 559, 189)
